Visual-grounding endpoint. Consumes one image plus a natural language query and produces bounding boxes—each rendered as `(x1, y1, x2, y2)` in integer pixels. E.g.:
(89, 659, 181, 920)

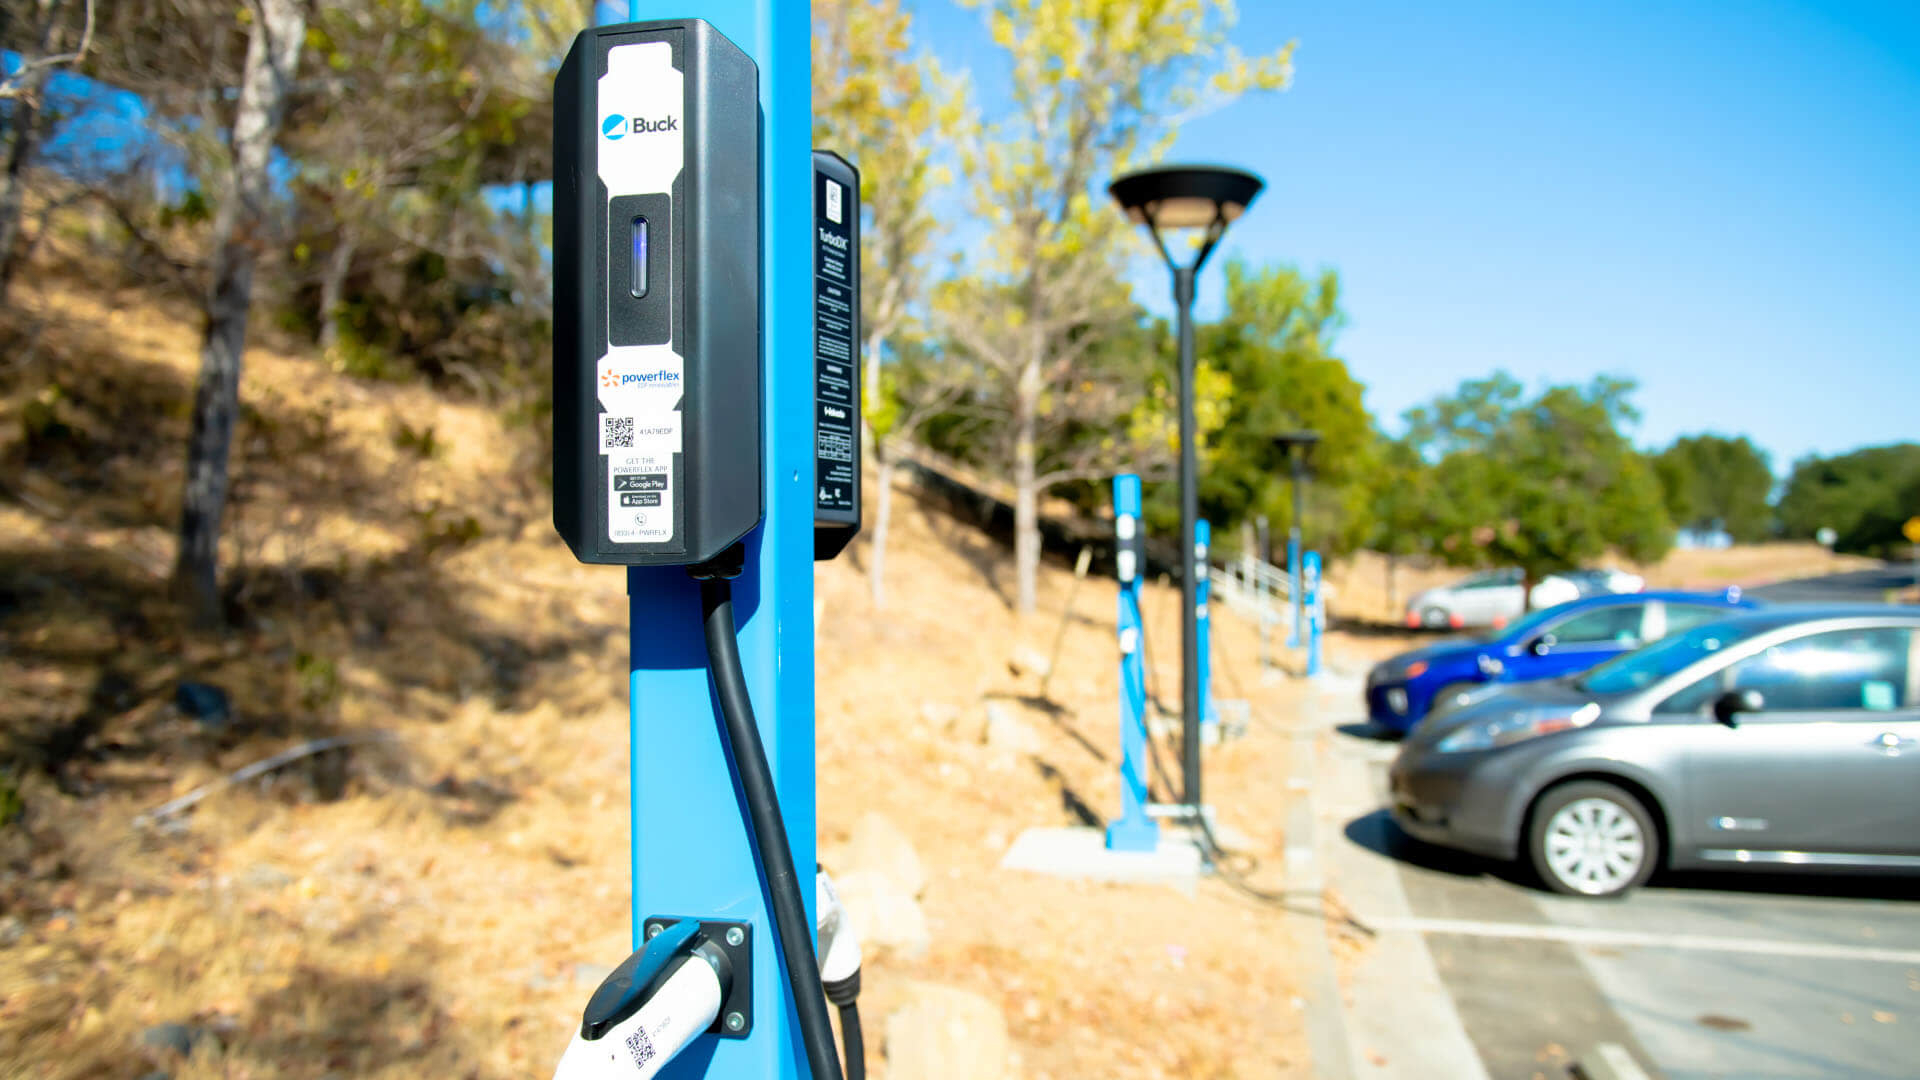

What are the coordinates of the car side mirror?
(1529, 634, 1556, 657)
(1713, 689, 1764, 727)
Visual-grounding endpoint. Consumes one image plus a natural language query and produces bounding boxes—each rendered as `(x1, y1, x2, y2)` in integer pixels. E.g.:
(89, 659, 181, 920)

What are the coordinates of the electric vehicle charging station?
(548, 7, 861, 1078)
(1195, 520, 1218, 742)
(1106, 475, 1157, 853)
(1303, 550, 1324, 677)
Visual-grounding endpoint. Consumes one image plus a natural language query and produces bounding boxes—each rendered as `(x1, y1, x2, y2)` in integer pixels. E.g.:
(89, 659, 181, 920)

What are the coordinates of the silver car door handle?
(1869, 732, 1916, 752)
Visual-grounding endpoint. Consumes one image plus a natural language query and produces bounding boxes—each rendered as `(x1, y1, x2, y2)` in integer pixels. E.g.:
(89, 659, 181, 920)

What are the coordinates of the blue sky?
(911, 1, 1920, 472)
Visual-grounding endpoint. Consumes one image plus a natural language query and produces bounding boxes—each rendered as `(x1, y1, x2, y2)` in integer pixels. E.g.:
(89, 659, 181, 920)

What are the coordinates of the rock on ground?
(833, 869, 930, 958)
(981, 701, 1041, 756)
(884, 980, 1011, 1080)
(1007, 645, 1052, 679)
(842, 811, 926, 898)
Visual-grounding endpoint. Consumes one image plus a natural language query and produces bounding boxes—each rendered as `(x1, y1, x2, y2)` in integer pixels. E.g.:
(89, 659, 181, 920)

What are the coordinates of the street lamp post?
(1273, 432, 1320, 653)
(1108, 165, 1264, 813)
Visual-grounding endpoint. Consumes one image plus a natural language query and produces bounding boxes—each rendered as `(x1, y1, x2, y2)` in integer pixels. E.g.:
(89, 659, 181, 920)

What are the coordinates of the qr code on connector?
(601, 414, 635, 451)
(625, 1026, 656, 1068)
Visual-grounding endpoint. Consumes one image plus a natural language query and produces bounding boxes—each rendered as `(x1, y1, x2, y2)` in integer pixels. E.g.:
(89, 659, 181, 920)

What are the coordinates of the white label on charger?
(598, 40, 685, 545)
(825, 178, 844, 225)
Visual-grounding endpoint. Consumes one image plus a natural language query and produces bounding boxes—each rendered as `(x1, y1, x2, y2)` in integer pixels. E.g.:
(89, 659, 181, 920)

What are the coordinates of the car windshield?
(1574, 619, 1762, 694)
(1488, 604, 1567, 643)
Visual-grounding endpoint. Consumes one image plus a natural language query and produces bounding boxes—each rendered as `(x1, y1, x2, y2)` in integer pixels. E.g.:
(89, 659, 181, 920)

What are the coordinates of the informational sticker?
(598, 40, 685, 546)
(813, 170, 857, 516)
(607, 444, 675, 544)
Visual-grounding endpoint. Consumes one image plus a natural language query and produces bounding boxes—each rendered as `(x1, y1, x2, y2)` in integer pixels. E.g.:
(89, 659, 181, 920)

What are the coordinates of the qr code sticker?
(625, 1026, 656, 1068)
(601, 414, 635, 451)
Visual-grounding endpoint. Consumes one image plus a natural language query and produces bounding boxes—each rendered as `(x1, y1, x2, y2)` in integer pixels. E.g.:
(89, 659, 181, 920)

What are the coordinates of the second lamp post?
(1108, 164, 1264, 813)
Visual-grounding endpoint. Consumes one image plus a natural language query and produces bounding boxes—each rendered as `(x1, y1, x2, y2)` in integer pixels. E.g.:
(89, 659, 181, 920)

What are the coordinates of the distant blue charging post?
(1303, 550, 1323, 678)
(1196, 520, 1218, 739)
(615, 2, 812, 1077)
(1106, 475, 1158, 852)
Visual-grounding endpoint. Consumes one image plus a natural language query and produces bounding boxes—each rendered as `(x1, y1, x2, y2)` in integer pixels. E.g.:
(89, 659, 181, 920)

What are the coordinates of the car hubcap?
(1545, 798, 1644, 895)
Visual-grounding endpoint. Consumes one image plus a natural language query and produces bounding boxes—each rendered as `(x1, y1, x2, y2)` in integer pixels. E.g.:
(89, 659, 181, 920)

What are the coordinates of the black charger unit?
(551, 20, 762, 567)
(811, 150, 861, 561)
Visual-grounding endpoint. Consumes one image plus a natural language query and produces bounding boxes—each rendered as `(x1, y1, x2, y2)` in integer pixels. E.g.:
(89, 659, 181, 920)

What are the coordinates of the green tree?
(1406, 373, 1672, 604)
(1364, 435, 1442, 612)
(1776, 443, 1920, 555)
(288, 0, 549, 362)
(1169, 259, 1373, 555)
(1652, 433, 1774, 542)
(935, 0, 1293, 614)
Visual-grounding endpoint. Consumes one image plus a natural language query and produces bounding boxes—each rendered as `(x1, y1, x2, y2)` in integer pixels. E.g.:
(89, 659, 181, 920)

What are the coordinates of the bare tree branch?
(0, 0, 95, 102)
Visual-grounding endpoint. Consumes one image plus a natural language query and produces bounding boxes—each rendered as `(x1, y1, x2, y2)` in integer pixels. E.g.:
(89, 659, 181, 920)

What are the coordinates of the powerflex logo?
(601, 113, 679, 140)
(601, 368, 682, 388)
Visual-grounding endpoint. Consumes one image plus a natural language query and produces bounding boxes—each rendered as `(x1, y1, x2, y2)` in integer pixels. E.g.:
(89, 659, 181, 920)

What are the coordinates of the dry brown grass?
(2, 267, 1314, 1078)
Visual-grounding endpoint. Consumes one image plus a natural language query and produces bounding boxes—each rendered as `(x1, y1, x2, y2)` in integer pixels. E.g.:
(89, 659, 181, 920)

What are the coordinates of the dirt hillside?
(1, 269, 1321, 1079)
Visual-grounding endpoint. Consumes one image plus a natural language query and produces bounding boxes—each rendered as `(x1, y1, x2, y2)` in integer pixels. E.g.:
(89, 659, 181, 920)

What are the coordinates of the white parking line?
(1367, 915, 1920, 965)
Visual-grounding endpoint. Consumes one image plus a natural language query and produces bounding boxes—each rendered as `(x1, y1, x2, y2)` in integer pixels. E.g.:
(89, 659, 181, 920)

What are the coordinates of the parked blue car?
(1364, 590, 1757, 733)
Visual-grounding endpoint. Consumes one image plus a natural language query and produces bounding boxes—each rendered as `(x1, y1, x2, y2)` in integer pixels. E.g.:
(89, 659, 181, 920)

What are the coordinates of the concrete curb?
(1297, 671, 1493, 1080)
(1286, 720, 1356, 1080)
(1570, 1042, 1653, 1080)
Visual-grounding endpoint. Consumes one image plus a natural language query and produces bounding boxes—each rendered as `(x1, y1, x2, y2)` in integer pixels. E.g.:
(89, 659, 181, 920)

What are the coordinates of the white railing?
(1209, 553, 1294, 623)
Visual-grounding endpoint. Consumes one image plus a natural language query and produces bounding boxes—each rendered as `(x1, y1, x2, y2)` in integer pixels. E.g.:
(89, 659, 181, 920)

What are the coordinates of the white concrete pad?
(998, 826, 1202, 895)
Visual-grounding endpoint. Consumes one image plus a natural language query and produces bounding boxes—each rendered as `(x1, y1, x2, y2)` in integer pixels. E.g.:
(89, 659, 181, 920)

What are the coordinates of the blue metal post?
(617, 2, 811, 1077)
(1106, 475, 1158, 852)
(1196, 520, 1218, 739)
(1304, 550, 1323, 678)
(1287, 532, 1302, 649)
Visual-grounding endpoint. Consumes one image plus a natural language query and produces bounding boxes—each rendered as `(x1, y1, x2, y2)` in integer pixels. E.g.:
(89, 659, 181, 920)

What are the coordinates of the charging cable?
(696, 557, 847, 1080)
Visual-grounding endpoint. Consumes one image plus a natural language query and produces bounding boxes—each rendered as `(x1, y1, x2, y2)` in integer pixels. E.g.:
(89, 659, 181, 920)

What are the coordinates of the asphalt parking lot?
(1327, 726, 1920, 1079)
(1313, 568, 1920, 1080)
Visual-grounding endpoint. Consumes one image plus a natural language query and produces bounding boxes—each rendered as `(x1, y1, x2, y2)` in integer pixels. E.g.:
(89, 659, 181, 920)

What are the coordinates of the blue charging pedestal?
(614, 3, 813, 1077)
(1106, 475, 1158, 852)
(1287, 532, 1302, 649)
(1303, 550, 1323, 678)
(1196, 520, 1218, 741)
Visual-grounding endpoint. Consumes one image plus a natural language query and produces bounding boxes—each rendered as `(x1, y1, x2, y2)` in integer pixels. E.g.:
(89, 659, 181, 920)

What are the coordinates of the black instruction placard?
(813, 162, 859, 519)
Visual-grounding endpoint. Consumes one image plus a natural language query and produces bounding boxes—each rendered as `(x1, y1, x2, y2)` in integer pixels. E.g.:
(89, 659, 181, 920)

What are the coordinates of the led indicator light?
(630, 217, 648, 298)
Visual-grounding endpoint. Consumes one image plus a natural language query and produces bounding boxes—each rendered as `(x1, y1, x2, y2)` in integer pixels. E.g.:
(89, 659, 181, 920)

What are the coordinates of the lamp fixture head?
(1107, 164, 1265, 272)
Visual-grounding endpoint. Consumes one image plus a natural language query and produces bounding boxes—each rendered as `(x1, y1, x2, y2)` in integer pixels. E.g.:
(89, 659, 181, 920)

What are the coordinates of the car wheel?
(1427, 681, 1478, 716)
(1527, 781, 1658, 898)
(1420, 605, 1450, 629)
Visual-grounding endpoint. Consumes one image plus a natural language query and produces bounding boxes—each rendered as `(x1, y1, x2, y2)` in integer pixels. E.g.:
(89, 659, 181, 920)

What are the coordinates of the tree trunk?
(869, 442, 895, 608)
(316, 235, 354, 354)
(172, 0, 306, 626)
(862, 320, 884, 457)
(1012, 349, 1041, 615)
(0, 34, 58, 300)
(1385, 552, 1398, 614)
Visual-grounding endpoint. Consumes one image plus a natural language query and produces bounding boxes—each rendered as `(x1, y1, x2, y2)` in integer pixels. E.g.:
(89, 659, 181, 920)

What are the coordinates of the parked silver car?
(1390, 606, 1920, 897)
(1404, 568, 1582, 629)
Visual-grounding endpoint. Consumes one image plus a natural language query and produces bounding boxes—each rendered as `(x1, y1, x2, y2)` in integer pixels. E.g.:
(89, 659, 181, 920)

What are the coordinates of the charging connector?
(816, 869, 865, 1080)
(555, 921, 734, 1079)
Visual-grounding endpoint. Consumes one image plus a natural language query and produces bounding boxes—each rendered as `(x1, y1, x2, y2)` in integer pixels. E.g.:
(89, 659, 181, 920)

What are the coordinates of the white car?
(1560, 567, 1647, 597)
(1404, 568, 1581, 630)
